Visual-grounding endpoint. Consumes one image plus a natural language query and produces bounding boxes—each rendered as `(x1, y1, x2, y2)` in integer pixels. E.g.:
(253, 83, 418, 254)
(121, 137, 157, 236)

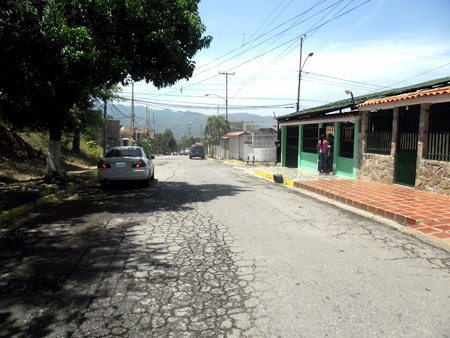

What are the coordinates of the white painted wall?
(254, 148, 277, 162)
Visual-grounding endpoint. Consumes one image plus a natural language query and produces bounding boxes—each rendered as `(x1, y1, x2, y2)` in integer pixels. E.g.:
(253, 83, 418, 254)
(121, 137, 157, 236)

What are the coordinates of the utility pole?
(188, 122, 192, 138)
(219, 71, 235, 121)
(296, 36, 314, 112)
(296, 37, 303, 113)
(200, 124, 203, 138)
(146, 106, 151, 136)
(128, 79, 135, 139)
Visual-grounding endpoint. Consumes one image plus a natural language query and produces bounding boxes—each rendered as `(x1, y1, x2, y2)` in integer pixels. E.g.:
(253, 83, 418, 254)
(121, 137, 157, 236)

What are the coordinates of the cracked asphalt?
(0, 155, 449, 337)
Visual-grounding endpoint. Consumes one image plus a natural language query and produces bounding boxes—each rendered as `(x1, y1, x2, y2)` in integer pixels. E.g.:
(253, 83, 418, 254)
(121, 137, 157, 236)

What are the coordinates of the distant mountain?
(107, 105, 276, 140)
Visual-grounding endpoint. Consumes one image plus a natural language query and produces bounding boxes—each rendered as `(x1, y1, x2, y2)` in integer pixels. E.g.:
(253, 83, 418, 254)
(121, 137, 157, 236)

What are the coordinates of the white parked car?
(97, 146, 155, 189)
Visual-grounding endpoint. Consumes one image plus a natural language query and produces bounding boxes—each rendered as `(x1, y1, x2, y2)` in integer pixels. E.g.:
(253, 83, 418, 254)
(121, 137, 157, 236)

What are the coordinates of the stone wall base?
(415, 160, 450, 195)
(357, 153, 395, 185)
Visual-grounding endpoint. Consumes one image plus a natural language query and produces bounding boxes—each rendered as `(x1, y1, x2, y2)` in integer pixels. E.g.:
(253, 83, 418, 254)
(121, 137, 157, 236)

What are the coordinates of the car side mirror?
(151, 156, 155, 159)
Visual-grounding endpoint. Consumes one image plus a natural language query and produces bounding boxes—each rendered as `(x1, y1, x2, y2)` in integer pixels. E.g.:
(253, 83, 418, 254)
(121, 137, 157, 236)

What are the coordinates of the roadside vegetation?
(0, 123, 102, 213)
(0, 0, 213, 213)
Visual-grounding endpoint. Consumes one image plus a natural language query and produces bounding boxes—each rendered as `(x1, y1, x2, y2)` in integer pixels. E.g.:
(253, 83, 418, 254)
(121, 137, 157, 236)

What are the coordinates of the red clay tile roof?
(226, 131, 247, 136)
(357, 86, 450, 108)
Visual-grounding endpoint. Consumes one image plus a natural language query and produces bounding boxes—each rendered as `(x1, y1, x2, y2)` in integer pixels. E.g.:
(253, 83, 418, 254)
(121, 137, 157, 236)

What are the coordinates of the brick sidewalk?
(250, 166, 450, 245)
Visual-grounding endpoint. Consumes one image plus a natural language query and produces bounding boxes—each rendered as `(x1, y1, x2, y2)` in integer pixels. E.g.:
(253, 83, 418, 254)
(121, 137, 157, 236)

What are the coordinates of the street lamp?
(345, 89, 355, 108)
(125, 76, 135, 139)
(296, 51, 314, 112)
(205, 93, 227, 120)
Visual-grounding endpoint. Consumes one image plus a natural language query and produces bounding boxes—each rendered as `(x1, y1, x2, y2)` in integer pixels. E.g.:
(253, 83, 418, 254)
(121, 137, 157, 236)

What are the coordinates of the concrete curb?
(253, 171, 450, 253)
(0, 178, 97, 223)
(254, 170, 295, 186)
(206, 157, 280, 166)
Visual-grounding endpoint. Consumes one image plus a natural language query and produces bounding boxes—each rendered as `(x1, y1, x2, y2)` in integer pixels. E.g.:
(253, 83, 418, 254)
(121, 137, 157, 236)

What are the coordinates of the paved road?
(0, 155, 449, 337)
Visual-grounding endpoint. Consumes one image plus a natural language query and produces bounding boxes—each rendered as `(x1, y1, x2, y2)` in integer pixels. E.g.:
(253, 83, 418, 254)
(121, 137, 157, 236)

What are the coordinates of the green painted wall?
(334, 122, 341, 174)
(336, 157, 354, 177)
(353, 120, 361, 177)
(298, 125, 303, 166)
(300, 152, 318, 170)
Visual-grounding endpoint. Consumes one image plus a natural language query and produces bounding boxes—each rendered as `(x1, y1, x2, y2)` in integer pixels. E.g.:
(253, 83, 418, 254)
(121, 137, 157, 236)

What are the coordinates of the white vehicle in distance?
(185, 147, 191, 155)
(97, 146, 155, 189)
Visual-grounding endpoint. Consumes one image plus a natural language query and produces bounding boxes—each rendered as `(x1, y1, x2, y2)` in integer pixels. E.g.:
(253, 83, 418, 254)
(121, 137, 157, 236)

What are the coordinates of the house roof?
(226, 131, 247, 137)
(276, 76, 450, 121)
(357, 85, 450, 108)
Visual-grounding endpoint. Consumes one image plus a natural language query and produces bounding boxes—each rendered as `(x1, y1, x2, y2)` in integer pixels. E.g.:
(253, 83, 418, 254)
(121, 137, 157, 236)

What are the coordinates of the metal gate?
(395, 105, 420, 187)
(339, 123, 354, 159)
(335, 123, 355, 177)
(286, 126, 299, 168)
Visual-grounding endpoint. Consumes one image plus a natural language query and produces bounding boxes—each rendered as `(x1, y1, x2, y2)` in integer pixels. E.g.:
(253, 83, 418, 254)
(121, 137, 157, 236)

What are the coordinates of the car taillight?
(132, 159, 146, 168)
(98, 160, 111, 168)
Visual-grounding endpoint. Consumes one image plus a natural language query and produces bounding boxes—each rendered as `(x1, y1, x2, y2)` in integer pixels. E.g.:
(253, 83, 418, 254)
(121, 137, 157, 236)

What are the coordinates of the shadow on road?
(0, 180, 249, 336)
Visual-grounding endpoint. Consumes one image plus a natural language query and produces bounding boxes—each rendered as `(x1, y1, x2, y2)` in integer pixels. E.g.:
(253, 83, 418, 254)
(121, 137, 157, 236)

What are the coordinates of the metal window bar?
(302, 124, 318, 154)
(339, 123, 354, 159)
(366, 110, 393, 155)
(425, 102, 450, 161)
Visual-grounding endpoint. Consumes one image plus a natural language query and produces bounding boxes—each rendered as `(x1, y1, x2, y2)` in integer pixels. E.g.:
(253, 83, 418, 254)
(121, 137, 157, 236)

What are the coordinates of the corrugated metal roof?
(357, 85, 450, 107)
(277, 76, 450, 120)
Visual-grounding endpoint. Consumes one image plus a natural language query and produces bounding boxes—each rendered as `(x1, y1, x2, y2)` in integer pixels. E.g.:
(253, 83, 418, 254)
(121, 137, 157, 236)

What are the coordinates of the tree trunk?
(47, 140, 62, 174)
(47, 114, 65, 175)
(72, 128, 81, 154)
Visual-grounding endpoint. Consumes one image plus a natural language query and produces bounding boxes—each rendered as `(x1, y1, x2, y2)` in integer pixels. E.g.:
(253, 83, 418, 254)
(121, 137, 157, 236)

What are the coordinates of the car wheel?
(100, 180, 108, 189)
(143, 173, 151, 186)
(150, 169, 155, 181)
(189, 155, 192, 159)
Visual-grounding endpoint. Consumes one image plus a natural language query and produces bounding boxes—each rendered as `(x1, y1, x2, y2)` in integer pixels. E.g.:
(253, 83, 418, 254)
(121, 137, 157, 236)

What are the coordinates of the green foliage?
(86, 140, 101, 157)
(135, 129, 177, 155)
(0, 0, 212, 136)
(180, 135, 196, 149)
(65, 85, 124, 139)
(204, 115, 230, 145)
(230, 120, 245, 131)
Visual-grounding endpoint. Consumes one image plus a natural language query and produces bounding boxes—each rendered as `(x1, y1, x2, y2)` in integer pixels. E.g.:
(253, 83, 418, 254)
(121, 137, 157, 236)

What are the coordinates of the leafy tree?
(160, 129, 178, 152)
(180, 135, 196, 149)
(0, 0, 211, 173)
(135, 137, 155, 155)
(65, 85, 125, 154)
(204, 115, 230, 145)
(229, 120, 245, 131)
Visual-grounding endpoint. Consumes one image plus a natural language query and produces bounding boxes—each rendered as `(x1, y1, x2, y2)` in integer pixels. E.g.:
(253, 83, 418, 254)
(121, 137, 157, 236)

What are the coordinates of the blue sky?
(121, 0, 450, 126)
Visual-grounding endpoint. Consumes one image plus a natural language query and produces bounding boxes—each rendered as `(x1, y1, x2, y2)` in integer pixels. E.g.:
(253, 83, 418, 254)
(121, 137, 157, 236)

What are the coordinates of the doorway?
(395, 105, 420, 187)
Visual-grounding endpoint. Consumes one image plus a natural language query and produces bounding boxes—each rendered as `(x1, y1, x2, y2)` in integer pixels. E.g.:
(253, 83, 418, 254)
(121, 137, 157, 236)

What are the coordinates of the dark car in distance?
(189, 144, 205, 159)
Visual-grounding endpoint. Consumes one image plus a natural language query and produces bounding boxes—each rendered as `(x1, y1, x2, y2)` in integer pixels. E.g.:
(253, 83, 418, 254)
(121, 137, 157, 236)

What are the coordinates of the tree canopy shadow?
(0, 180, 249, 336)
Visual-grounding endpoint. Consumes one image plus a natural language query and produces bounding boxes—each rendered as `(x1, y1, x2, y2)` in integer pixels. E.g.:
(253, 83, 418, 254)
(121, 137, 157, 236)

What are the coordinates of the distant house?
(220, 131, 248, 160)
(119, 127, 155, 146)
(218, 126, 278, 162)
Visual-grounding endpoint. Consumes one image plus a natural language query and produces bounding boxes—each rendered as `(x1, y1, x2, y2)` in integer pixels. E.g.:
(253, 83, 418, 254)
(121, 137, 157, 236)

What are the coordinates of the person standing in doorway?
(327, 133, 334, 175)
(317, 134, 328, 174)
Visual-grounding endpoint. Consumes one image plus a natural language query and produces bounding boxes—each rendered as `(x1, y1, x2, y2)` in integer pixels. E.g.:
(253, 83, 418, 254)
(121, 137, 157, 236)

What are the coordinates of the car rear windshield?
(105, 148, 142, 158)
(192, 145, 204, 149)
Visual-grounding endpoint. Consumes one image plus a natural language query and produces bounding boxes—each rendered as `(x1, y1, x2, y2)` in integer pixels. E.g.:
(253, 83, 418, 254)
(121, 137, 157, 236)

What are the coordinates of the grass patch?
(0, 128, 102, 213)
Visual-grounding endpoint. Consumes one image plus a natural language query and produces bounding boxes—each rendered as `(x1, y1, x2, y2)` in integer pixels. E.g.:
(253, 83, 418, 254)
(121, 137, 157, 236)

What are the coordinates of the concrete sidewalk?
(248, 165, 450, 250)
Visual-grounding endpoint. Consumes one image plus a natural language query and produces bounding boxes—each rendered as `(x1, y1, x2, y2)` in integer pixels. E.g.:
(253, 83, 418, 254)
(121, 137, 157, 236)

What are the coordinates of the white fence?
(243, 123, 277, 149)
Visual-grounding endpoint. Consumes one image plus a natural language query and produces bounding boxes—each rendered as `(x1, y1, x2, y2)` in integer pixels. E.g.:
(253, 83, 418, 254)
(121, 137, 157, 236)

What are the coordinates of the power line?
(387, 62, 450, 87)
(129, 0, 370, 104)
